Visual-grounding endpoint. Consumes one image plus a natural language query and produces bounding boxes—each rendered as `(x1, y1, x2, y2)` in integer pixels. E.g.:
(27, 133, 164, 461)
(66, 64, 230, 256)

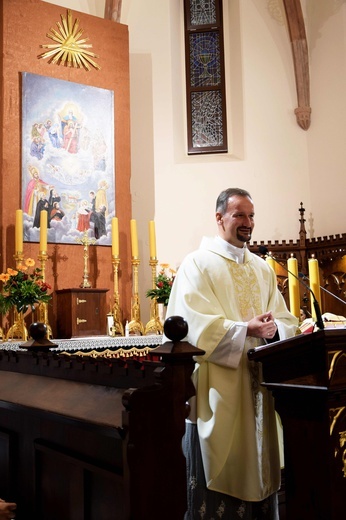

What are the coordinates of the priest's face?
(216, 195, 255, 248)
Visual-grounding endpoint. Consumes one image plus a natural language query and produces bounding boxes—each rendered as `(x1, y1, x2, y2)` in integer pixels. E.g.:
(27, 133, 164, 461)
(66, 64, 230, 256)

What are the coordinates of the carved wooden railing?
(250, 203, 346, 317)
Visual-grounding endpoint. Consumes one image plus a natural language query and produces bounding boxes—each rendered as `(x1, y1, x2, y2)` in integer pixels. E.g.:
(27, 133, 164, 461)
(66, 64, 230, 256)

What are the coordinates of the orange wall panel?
(0, 0, 132, 334)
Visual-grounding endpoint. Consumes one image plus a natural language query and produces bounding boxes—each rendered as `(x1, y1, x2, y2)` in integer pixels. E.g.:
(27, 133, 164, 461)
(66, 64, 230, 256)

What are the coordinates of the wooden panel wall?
(0, 0, 132, 335)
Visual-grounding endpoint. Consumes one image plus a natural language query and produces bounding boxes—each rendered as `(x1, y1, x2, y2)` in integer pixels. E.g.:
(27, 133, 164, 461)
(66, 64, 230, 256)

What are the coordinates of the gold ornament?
(38, 9, 100, 71)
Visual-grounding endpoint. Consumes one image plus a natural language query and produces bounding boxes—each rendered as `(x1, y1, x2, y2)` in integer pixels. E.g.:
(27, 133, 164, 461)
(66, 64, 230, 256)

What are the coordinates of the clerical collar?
(215, 235, 246, 264)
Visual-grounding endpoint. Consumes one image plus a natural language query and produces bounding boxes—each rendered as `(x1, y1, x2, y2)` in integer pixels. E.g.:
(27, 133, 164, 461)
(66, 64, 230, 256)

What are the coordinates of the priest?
(165, 188, 298, 519)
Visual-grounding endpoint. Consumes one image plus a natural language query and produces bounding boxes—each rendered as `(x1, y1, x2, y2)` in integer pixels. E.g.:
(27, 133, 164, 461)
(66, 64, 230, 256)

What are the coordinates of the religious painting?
(21, 72, 115, 245)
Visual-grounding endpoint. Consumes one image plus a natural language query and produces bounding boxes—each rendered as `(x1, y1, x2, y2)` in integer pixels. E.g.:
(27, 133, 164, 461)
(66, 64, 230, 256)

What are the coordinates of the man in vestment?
(165, 188, 298, 519)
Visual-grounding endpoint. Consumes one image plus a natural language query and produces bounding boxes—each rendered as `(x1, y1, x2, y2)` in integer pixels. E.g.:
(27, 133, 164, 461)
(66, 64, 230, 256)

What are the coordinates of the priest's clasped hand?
(247, 311, 277, 339)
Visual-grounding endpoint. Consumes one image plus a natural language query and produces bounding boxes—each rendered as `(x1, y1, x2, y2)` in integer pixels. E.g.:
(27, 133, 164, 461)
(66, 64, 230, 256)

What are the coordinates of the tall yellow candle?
(265, 254, 276, 273)
(149, 220, 157, 259)
(15, 209, 23, 253)
(308, 257, 322, 321)
(39, 210, 48, 252)
(130, 219, 139, 258)
(287, 255, 300, 318)
(111, 217, 119, 256)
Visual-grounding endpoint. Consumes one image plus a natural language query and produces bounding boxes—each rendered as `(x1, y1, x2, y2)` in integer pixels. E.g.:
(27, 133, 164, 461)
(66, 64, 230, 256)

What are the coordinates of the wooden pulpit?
(248, 329, 346, 520)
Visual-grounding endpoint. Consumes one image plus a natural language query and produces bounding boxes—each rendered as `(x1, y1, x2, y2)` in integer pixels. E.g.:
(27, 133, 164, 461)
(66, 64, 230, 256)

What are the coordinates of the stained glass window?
(190, 0, 217, 26)
(184, 0, 227, 154)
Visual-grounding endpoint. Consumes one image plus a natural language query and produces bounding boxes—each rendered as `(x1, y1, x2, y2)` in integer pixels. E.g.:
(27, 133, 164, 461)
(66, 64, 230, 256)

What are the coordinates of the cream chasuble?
(165, 237, 298, 502)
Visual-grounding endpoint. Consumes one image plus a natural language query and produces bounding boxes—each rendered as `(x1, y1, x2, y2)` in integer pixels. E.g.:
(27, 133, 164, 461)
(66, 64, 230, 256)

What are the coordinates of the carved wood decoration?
(282, 0, 311, 130)
(250, 203, 346, 318)
(104, 0, 122, 22)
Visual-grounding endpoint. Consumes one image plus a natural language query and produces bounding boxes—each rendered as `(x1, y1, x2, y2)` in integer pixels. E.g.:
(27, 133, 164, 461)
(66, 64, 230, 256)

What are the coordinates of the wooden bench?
(0, 318, 203, 520)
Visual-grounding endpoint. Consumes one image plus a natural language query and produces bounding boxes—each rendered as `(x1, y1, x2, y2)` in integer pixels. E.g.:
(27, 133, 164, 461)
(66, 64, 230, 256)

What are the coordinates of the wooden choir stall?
(0, 317, 203, 520)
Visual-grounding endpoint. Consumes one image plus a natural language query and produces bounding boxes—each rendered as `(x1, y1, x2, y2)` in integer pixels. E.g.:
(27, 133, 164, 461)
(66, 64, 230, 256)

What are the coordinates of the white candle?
(266, 254, 276, 272)
(149, 220, 157, 259)
(112, 217, 119, 256)
(130, 219, 139, 258)
(15, 209, 23, 253)
(39, 210, 48, 252)
(308, 257, 322, 321)
(287, 255, 300, 318)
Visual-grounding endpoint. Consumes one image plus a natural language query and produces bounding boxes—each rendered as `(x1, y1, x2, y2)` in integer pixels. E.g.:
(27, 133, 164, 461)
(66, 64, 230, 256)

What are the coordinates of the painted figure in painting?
(24, 166, 50, 217)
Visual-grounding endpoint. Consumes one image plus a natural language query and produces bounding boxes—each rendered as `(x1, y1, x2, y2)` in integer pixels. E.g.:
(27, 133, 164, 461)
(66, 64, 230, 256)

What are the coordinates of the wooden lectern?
(248, 329, 346, 520)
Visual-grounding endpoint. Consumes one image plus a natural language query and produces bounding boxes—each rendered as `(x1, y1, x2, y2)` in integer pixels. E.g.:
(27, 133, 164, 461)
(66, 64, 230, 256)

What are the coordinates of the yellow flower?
(17, 264, 28, 272)
(25, 258, 35, 267)
(0, 273, 10, 282)
(7, 268, 18, 276)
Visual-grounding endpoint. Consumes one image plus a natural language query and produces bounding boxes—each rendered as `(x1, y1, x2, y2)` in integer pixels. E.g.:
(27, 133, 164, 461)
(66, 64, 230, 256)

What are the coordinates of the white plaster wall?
(306, 0, 346, 238)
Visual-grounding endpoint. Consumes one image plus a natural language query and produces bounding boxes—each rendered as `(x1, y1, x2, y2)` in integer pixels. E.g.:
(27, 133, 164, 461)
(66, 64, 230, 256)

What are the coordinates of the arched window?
(184, 0, 227, 154)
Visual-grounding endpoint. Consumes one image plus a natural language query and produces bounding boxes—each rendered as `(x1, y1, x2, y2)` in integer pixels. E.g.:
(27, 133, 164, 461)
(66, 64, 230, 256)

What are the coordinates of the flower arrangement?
(0, 258, 52, 315)
(146, 263, 176, 306)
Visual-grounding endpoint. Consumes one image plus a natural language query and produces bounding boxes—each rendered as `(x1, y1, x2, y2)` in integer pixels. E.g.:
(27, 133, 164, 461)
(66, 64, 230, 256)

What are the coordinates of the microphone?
(258, 246, 324, 330)
(298, 272, 346, 306)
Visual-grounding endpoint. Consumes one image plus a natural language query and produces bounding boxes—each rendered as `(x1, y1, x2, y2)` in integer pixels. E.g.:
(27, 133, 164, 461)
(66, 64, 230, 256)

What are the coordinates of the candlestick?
(111, 255, 124, 336)
(15, 209, 23, 253)
(308, 257, 322, 321)
(39, 210, 48, 252)
(130, 219, 139, 258)
(145, 258, 163, 335)
(6, 252, 28, 341)
(111, 217, 119, 257)
(149, 220, 157, 259)
(128, 258, 145, 335)
(37, 251, 53, 339)
(287, 255, 300, 318)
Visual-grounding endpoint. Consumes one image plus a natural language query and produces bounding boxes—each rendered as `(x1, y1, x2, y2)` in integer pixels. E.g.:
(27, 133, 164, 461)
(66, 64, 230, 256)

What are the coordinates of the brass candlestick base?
(6, 310, 28, 341)
(145, 298, 163, 335)
(128, 258, 144, 335)
(37, 251, 53, 338)
(145, 258, 163, 335)
(111, 255, 124, 336)
(6, 252, 28, 341)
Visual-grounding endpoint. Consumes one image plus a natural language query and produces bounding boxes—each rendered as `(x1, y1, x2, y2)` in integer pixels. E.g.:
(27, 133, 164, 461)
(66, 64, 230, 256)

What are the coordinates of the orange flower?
(7, 268, 18, 276)
(25, 258, 35, 267)
(17, 264, 28, 272)
(0, 273, 10, 282)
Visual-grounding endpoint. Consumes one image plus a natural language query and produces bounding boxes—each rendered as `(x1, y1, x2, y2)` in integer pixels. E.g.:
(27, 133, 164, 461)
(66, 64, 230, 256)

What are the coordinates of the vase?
(157, 302, 167, 326)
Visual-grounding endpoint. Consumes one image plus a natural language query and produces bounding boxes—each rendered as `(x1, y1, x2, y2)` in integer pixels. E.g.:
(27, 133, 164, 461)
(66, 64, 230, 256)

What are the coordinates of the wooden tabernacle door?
(248, 329, 346, 520)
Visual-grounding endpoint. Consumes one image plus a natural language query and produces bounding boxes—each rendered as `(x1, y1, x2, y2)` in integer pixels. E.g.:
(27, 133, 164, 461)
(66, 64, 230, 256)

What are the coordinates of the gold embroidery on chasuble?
(229, 261, 271, 492)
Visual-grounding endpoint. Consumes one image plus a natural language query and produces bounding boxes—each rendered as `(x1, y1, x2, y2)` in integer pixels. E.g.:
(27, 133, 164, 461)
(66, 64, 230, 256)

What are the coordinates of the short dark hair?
(216, 188, 252, 214)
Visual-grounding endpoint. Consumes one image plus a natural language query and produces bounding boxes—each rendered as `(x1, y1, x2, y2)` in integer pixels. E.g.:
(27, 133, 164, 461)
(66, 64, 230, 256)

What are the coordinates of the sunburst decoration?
(38, 9, 100, 71)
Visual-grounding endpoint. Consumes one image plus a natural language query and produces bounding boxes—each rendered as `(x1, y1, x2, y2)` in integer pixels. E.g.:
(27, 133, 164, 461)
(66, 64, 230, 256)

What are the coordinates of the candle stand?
(37, 251, 53, 339)
(6, 252, 28, 341)
(145, 258, 163, 335)
(128, 258, 144, 335)
(76, 231, 96, 289)
(110, 255, 124, 336)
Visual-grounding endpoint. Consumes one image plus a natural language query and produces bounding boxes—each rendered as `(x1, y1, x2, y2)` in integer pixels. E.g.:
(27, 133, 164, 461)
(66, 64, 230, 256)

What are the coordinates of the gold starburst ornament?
(38, 9, 100, 71)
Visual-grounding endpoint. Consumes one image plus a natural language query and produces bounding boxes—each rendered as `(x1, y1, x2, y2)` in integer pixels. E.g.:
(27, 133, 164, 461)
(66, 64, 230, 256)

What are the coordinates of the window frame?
(184, 0, 228, 155)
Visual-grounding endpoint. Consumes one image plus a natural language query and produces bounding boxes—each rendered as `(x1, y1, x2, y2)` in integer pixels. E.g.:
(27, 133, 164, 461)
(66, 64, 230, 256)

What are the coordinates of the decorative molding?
(282, 0, 311, 130)
(104, 0, 122, 22)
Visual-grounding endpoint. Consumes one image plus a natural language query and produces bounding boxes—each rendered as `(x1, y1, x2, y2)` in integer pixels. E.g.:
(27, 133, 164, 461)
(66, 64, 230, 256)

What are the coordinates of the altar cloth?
(1, 334, 163, 357)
